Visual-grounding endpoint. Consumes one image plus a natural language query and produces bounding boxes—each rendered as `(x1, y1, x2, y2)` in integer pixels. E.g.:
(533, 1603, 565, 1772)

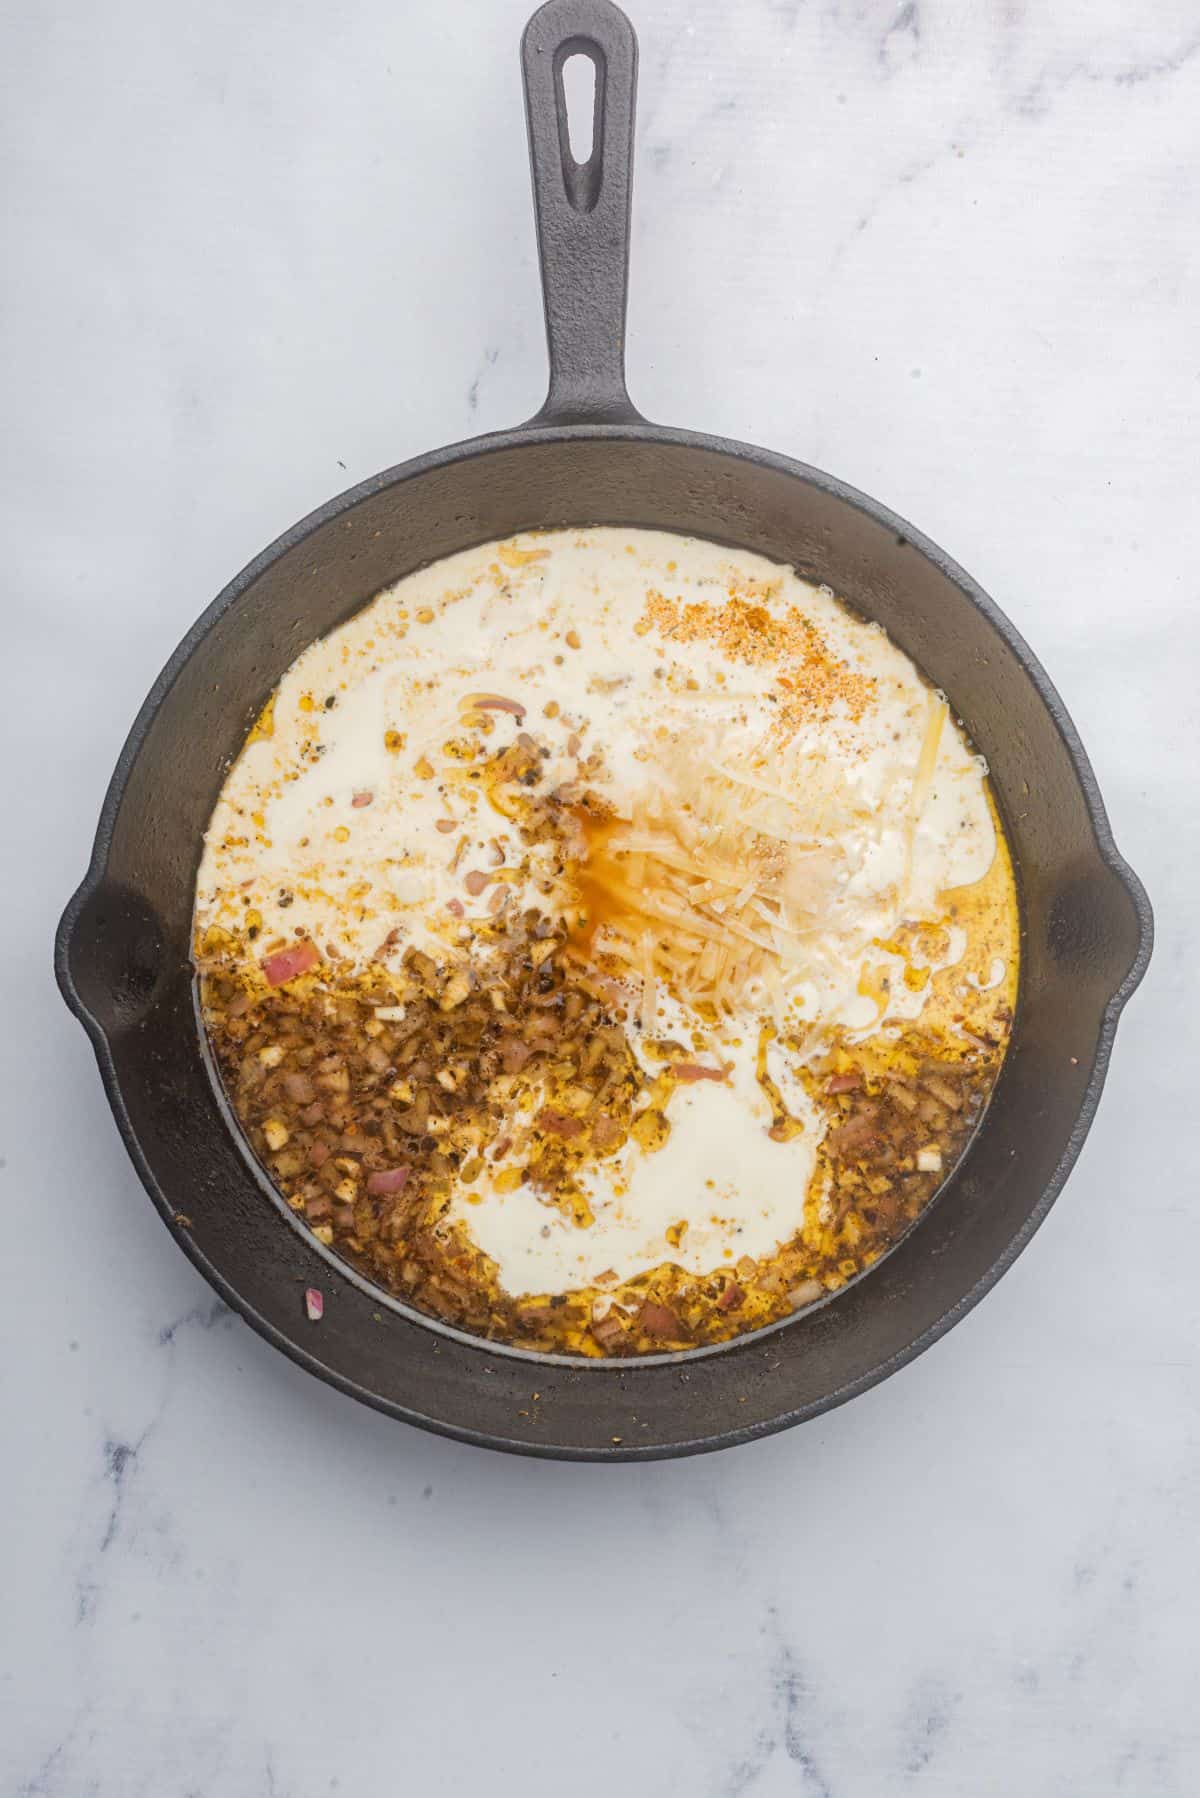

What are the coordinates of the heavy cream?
(196, 529, 1005, 1297)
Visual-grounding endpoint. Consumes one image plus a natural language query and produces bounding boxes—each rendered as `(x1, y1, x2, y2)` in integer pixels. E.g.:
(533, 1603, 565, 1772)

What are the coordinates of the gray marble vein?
(2, 0, 1197, 1793)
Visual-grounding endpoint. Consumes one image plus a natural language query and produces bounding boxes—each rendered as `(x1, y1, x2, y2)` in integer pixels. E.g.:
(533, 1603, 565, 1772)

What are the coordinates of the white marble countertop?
(4, 0, 1197, 1791)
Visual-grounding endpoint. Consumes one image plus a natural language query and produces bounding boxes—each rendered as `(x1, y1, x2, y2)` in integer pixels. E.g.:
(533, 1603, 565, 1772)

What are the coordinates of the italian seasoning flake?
(638, 587, 875, 732)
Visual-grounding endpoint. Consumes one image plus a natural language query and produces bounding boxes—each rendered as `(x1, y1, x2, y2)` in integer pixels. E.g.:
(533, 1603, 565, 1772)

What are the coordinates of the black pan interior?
(60, 427, 1148, 1457)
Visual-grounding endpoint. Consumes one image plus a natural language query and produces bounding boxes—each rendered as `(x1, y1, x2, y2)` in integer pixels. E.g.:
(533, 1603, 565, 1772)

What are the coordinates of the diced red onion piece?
(304, 1287, 324, 1322)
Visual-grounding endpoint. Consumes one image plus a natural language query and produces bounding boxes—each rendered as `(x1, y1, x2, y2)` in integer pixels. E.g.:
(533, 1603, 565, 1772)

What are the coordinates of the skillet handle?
(521, 0, 644, 426)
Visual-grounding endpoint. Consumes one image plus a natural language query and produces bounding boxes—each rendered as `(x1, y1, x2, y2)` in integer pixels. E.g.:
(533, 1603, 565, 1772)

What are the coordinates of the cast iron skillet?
(56, 0, 1151, 1460)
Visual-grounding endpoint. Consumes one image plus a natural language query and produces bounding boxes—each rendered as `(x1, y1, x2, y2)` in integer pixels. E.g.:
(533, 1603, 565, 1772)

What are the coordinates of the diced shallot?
(366, 1166, 410, 1197)
(924, 1073, 964, 1112)
(304, 1288, 324, 1322)
(638, 1300, 684, 1340)
(464, 693, 526, 720)
(536, 1108, 584, 1140)
(351, 791, 374, 808)
(591, 1114, 623, 1150)
(261, 940, 320, 987)
(591, 1313, 626, 1349)
(788, 1279, 824, 1311)
(827, 1108, 880, 1156)
(497, 1035, 533, 1073)
(672, 1061, 732, 1083)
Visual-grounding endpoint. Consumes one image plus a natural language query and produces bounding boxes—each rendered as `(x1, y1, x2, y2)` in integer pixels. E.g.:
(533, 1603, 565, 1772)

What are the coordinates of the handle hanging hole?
(561, 50, 597, 163)
(554, 40, 604, 212)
